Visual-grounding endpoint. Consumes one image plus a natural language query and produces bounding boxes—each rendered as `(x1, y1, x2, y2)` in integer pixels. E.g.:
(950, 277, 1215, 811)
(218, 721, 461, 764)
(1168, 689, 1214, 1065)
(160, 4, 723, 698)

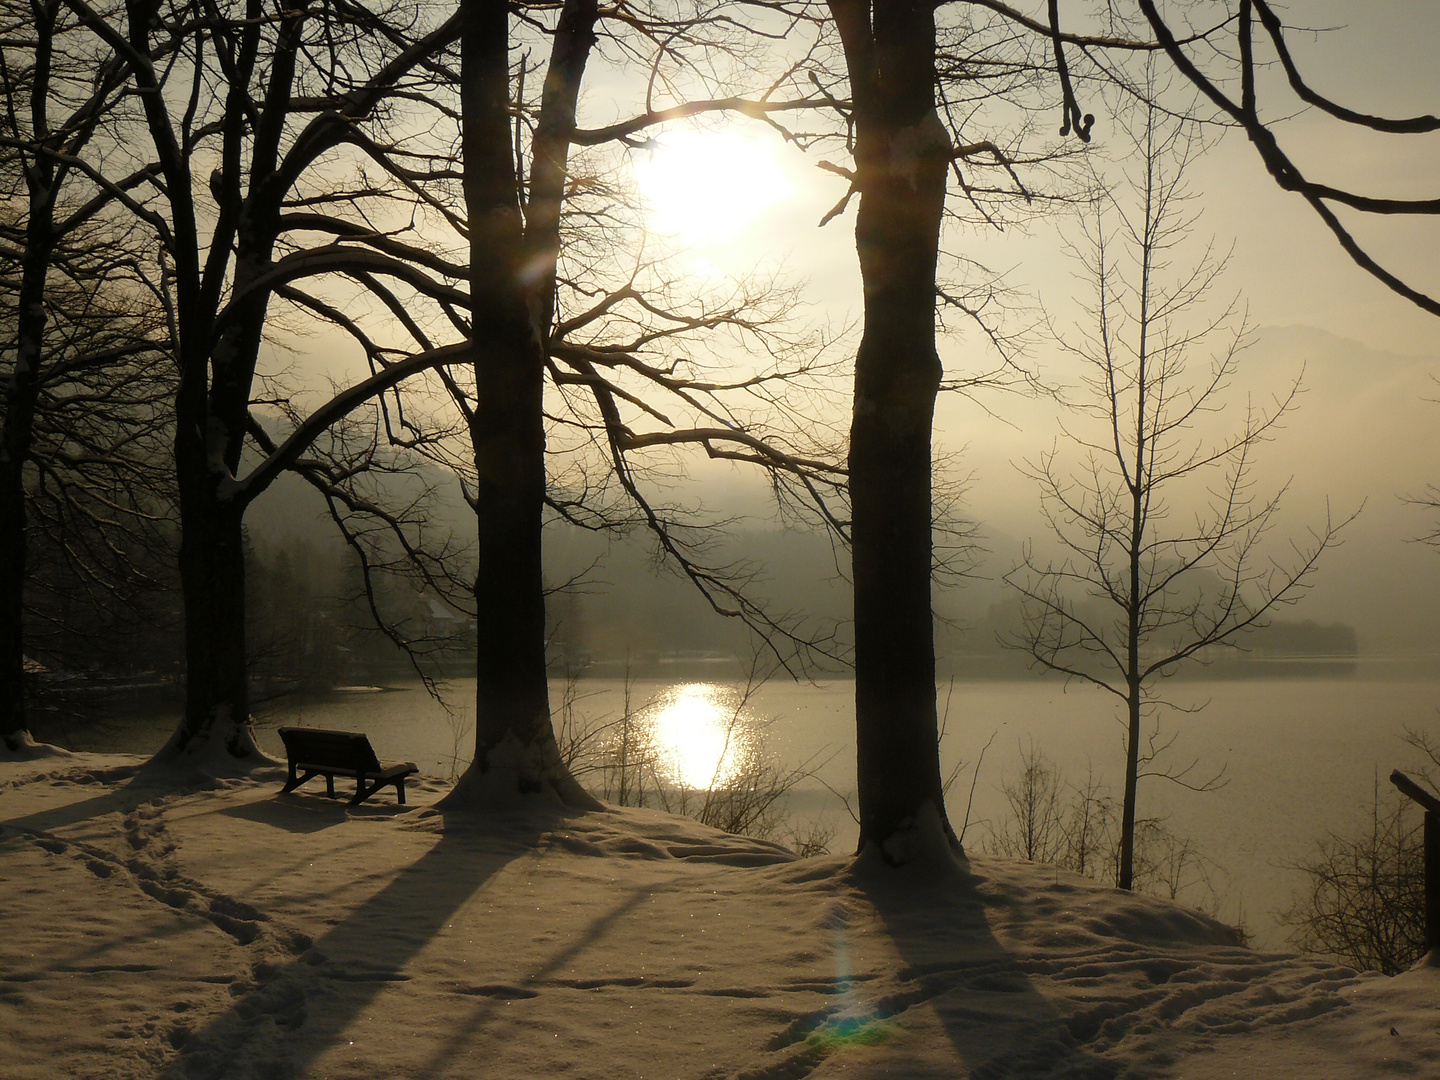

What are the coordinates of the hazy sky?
(256, 3, 1440, 655)
(615, 2, 1440, 651)
(626, 1, 1440, 357)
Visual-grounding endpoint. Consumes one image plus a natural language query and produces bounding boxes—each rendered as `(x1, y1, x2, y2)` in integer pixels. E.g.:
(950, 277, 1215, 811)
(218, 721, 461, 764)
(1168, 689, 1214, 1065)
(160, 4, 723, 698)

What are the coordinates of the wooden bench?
(277, 727, 419, 805)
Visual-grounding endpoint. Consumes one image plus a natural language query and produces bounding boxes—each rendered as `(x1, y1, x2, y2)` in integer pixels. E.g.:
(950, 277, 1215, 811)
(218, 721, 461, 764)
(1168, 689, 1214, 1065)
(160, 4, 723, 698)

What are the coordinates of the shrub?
(983, 742, 1223, 913)
(1280, 780, 1426, 975)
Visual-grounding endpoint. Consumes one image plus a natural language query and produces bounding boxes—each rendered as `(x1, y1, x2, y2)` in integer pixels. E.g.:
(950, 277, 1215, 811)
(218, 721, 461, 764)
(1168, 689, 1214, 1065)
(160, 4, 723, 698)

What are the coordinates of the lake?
(39, 671, 1440, 951)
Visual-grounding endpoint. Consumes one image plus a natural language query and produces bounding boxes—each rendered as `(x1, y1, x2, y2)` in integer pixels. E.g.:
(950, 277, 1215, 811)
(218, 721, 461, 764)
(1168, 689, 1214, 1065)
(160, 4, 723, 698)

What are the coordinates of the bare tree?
(381, 0, 843, 806)
(1134, 0, 1440, 318)
(0, 0, 177, 754)
(55, 0, 478, 768)
(810, 0, 1120, 863)
(5, 240, 177, 675)
(810, 0, 1440, 869)
(1002, 100, 1348, 890)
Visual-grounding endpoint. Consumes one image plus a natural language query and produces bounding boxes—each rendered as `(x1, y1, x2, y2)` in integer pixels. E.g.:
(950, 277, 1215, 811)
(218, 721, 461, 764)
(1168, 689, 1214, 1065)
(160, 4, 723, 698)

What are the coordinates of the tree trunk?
(150, 13, 294, 769)
(1118, 687, 1141, 889)
(158, 240, 278, 764)
(0, 213, 50, 751)
(1, 76, 59, 751)
(155, 469, 264, 764)
(0, 452, 28, 750)
(154, 240, 267, 766)
(832, 0, 958, 861)
(525, 0, 598, 335)
(442, 0, 595, 808)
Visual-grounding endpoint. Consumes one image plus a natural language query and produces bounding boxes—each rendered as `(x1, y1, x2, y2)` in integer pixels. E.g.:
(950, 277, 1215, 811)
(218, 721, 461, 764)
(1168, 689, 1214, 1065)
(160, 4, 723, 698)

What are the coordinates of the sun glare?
(631, 127, 793, 250)
(647, 683, 744, 789)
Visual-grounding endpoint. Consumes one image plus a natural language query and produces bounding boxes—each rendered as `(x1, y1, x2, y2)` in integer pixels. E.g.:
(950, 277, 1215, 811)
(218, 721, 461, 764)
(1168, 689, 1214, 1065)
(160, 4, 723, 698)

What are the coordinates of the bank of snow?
(2, 755, 1437, 1079)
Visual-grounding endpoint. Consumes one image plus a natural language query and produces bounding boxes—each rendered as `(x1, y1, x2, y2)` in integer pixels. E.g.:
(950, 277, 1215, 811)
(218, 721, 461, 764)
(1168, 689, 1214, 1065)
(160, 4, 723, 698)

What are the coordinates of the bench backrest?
(277, 727, 383, 773)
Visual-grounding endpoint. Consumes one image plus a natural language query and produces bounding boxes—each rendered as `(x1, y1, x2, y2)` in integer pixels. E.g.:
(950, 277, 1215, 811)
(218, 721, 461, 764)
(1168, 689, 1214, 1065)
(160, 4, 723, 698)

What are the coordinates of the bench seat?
(277, 726, 419, 805)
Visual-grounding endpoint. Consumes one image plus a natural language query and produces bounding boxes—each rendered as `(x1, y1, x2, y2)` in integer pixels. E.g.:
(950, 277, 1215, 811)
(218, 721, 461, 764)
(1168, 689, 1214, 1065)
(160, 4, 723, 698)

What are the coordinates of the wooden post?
(1390, 770, 1440, 954)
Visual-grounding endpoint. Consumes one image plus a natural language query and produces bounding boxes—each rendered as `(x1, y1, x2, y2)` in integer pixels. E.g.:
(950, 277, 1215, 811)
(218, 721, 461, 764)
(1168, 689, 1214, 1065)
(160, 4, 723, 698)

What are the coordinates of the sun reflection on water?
(645, 683, 746, 789)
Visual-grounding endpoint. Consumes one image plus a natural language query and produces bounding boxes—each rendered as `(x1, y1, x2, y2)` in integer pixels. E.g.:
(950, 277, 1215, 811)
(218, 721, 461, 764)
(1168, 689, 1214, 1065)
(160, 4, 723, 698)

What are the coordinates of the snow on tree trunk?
(153, 491, 270, 770)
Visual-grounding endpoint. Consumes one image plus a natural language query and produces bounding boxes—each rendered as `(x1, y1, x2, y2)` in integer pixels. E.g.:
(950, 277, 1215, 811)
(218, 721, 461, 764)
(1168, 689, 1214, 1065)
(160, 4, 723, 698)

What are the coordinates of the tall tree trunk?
(1119, 452, 1145, 889)
(0, 195, 52, 752)
(832, 0, 958, 860)
(152, 9, 294, 768)
(442, 0, 595, 807)
(150, 246, 267, 763)
(159, 493, 260, 760)
(158, 266, 265, 763)
(156, 237, 279, 763)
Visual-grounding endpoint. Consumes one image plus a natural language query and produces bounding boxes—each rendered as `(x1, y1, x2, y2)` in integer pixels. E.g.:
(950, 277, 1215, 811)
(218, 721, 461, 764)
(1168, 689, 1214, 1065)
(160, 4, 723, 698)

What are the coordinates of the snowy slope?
(2, 756, 1437, 1079)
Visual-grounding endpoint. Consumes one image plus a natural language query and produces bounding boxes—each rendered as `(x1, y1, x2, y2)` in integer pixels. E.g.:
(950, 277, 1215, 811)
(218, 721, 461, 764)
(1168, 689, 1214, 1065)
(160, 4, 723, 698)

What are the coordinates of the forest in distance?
(21, 455, 1367, 698)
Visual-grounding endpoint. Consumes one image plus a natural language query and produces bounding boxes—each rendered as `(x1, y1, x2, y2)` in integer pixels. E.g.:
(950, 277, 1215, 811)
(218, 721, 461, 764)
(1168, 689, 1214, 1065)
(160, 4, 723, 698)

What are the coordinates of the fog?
(231, 1, 1440, 674)
(240, 321, 1440, 671)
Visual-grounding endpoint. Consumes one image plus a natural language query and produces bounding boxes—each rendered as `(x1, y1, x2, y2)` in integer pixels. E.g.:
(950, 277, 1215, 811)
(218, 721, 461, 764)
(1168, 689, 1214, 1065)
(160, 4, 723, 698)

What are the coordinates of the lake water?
(46, 672, 1440, 951)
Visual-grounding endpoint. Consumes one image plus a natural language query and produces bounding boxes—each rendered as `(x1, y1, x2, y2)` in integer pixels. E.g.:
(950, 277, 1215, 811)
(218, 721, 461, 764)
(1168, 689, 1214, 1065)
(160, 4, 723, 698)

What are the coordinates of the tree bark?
(525, 0, 598, 336)
(161, 496, 260, 758)
(831, 0, 958, 860)
(1, 0, 59, 751)
(1118, 688, 1141, 889)
(0, 179, 52, 751)
(441, 0, 596, 807)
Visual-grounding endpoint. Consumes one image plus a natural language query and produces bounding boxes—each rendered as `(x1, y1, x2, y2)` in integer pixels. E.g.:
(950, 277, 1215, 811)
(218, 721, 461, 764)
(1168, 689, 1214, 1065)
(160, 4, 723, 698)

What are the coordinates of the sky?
(608, 1, 1440, 651)
(252, 2, 1440, 656)
(623, 2, 1440, 356)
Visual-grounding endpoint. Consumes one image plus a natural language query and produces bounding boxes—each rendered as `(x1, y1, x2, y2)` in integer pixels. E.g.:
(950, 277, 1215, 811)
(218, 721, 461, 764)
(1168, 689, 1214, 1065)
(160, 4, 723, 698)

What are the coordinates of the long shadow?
(163, 805, 554, 1080)
(840, 857, 1121, 1080)
(410, 885, 659, 1076)
(0, 767, 169, 840)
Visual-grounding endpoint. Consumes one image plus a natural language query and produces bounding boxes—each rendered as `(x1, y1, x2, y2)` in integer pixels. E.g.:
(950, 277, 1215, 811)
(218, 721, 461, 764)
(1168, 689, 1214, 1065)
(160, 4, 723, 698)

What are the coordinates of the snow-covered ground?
(3, 754, 1438, 1079)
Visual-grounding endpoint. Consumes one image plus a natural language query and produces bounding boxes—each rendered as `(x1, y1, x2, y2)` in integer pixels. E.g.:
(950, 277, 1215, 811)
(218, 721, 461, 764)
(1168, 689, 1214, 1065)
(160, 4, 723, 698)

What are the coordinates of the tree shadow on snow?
(838, 857, 1120, 1080)
(162, 801, 615, 1080)
(0, 765, 170, 841)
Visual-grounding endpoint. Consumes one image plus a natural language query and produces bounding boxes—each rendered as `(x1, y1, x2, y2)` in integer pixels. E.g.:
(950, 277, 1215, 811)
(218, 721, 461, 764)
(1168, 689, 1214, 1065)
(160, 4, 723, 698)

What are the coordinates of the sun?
(631, 126, 794, 251)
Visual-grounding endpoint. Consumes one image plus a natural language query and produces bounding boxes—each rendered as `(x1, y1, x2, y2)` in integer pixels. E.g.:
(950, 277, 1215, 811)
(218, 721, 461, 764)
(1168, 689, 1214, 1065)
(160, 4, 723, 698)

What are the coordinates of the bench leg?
(349, 776, 407, 806)
(325, 774, 336, 799)
(283, 769, 319, 795)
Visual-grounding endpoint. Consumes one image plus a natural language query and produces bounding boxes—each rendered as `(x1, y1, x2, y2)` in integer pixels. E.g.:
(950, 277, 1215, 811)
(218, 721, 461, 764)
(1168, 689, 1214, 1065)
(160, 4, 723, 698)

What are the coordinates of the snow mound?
(436, 733, 603, 812)
(3, 760, 1438, 1080)
(539, 805, 799, 866)
(0, 729, 74, 762)
(146, 720, 283, 781)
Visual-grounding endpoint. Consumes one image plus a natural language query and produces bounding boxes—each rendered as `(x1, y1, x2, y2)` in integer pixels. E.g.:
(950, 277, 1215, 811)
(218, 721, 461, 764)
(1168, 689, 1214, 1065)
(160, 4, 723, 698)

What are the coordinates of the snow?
(0, 728, 74, 761)
(3, 754, 1439, 1079)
